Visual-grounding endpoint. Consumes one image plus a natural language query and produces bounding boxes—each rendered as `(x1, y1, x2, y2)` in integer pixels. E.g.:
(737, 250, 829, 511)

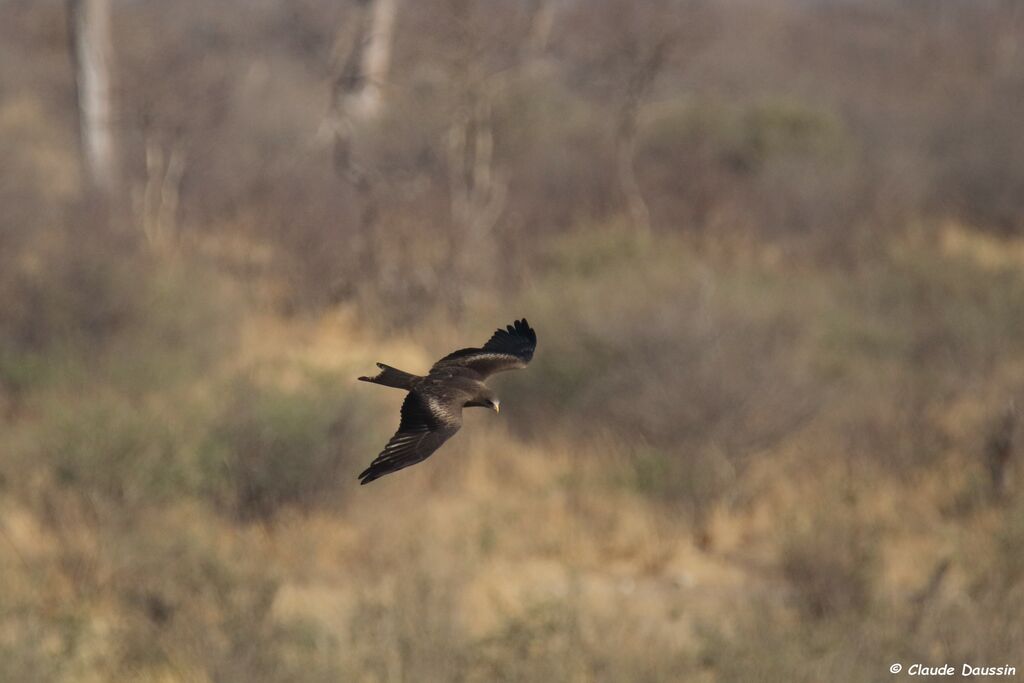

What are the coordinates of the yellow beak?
(493, 402, 500, 413)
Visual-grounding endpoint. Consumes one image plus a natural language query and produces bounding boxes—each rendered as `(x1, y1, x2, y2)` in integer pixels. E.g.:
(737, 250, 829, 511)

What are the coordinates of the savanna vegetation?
(1, 1, 1023, 681)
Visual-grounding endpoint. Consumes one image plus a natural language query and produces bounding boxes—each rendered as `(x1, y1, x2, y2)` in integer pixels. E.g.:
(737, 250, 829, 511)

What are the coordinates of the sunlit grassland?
(2, 224, 1023, 681)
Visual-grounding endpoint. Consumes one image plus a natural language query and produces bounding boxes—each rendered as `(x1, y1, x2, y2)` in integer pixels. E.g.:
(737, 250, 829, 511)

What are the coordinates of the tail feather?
(358, 363, 418, 389)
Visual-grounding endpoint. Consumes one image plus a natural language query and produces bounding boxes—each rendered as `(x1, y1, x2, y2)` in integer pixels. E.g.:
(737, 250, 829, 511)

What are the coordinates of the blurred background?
(2, 0, 1024, 680)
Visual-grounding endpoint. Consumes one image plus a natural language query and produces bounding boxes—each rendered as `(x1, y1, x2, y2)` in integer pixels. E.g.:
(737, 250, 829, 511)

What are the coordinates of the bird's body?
(357, 319, 536, 484)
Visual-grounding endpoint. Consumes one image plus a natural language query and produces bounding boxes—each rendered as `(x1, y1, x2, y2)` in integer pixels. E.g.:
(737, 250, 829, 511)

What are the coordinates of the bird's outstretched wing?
(358, 390, 461, 485)
(430, 318, 537, 379)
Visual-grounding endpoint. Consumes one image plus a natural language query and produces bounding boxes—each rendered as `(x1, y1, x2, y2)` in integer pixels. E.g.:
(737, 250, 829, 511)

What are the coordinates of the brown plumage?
(357, 319, 537, 484)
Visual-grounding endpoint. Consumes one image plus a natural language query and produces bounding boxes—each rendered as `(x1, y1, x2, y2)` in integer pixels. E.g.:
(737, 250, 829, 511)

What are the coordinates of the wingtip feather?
(514, 318, 536, 343)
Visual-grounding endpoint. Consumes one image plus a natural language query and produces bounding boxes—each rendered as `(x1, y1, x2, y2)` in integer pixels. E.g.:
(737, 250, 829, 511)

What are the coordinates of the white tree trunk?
(350, 0, 398, 120)
(318, 0, 401, 297)
(69, 0, 118, 196)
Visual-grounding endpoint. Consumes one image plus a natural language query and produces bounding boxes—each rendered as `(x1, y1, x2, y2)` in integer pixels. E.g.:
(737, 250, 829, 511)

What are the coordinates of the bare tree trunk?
(440, 1, 553, 316)
(446, 91, 507, 310)
(524, 0, 555, 57)
(320, 0, 401, 299)
(615, 38, 672, 238)
(985, 400, 1017, 501)
(352, 0, 398, 120)
(141, 138, 186, 247)
(616, 119, 651, 238)
(68, 0, 119, 197)
(325, 0, 400, 160)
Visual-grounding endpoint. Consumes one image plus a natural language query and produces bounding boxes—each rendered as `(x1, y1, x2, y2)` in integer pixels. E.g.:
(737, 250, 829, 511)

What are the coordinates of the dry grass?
(3, 0, 1024, 679)
(3, 228, 1022, 681)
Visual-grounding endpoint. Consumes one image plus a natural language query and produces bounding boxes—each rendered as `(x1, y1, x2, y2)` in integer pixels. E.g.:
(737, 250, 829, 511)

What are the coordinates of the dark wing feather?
(358, 390, 461, 485)
(430, 318, 537, 379)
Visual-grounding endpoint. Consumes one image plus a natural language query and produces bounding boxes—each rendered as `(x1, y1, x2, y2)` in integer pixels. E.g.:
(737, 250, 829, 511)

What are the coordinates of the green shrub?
(699, 601, 889, 683)
(0, 223, 237, 398)
(107, 510, 344, 682)
(778, 506, 879, 620)
(26, 392, 193, 511)
(628, 445, 732, 519)
(499, 230, 818, 512)
(463, 602, 576, 683)
(346, 567, 466, 682)
(201, 374, 370, 521)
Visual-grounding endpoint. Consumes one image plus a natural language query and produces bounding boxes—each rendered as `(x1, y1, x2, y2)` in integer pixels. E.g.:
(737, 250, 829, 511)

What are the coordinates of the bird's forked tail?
(358, 363, 418, 389)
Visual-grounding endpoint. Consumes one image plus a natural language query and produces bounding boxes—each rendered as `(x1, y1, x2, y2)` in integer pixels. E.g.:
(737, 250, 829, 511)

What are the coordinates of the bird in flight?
(357, 319, 537, 484)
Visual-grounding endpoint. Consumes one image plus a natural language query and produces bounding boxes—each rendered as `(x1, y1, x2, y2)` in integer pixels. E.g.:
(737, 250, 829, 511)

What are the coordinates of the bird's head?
(467, 389, 500, 413)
